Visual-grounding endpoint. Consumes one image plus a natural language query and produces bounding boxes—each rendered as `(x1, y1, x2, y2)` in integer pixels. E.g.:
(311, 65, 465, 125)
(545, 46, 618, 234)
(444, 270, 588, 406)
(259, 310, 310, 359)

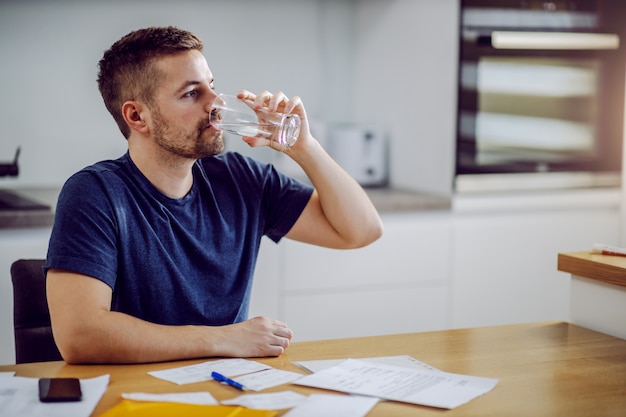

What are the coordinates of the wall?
(0, 0, 358, 187)
(353, 0, 459, 196)
(0, 0, 460, 196)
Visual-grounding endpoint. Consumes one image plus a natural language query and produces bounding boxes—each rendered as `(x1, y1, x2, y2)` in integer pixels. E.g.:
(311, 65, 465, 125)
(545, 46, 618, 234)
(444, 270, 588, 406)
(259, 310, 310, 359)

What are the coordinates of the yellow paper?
(98, 399, 276, 417)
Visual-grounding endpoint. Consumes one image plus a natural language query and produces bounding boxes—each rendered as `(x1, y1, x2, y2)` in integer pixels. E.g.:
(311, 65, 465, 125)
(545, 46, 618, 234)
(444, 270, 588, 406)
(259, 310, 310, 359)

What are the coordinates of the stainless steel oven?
(455, 0, 626, 192)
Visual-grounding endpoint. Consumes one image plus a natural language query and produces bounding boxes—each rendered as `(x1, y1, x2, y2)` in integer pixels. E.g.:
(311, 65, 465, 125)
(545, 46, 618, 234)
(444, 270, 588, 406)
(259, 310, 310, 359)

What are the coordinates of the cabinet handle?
(487, 31, 619, 50)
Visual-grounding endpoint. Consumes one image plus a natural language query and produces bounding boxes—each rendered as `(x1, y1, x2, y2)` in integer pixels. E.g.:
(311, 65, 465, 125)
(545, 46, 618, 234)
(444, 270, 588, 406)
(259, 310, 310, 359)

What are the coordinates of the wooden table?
(2, 322, 625, 416)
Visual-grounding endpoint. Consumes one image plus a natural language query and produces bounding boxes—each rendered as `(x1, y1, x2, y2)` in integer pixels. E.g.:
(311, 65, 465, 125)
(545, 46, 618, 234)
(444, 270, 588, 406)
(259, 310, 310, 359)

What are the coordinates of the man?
(45, 26, 383, 364)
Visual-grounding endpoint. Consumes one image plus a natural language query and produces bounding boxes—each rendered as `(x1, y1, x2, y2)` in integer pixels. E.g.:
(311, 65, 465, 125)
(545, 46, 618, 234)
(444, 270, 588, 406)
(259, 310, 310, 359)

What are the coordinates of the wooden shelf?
(558, 251, 626, 288)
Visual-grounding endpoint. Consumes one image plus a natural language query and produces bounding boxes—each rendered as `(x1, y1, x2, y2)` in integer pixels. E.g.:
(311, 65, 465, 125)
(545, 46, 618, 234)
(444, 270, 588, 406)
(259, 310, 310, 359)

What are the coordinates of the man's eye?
(184, 89, 199, 98)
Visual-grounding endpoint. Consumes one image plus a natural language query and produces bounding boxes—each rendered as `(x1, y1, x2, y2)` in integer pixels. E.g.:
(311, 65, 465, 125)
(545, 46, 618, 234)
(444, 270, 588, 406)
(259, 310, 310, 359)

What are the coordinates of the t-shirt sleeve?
(262, 164, 314, 243)
(45, 171, 119, 288)
(219, 153, 312, 243)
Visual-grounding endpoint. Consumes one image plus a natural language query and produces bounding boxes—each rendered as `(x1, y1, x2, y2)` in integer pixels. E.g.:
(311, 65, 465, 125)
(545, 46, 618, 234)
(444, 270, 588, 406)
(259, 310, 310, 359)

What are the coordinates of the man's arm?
(47, 269, 292, 364)
(285, 139, 383, 248)
(238, 90, 384, 249)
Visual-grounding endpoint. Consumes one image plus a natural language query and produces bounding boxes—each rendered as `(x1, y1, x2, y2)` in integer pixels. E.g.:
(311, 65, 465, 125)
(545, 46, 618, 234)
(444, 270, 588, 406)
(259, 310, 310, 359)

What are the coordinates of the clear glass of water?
(212, 94, 300, 149)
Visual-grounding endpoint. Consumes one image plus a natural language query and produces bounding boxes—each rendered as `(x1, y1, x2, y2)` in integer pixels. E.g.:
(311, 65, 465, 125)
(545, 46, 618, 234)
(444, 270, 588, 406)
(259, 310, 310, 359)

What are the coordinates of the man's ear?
(122, 101, 149, 135)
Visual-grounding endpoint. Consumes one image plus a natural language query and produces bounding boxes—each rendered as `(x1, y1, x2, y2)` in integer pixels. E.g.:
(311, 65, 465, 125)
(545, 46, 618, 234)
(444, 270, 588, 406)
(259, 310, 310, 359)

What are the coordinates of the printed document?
(0, 374, 109, 417)
(230, 368, 303, 391)
(282, 394, 378, 417)
(121, 391, 218, 405)
(221, 391, 307, 410)
(295, 358, 498, 409)
(294, 355, 440, 373)
(148, 358, 270, 385)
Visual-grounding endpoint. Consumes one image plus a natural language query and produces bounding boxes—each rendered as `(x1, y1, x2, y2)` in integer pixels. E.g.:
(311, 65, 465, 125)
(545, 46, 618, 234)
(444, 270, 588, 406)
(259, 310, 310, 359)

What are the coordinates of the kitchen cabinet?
(451, 207, 620, 328)
(251, 189, 622, 342)
(0, 227, 52, 364)
(450, 189, 621, 329)
(251, 211, 453, 341)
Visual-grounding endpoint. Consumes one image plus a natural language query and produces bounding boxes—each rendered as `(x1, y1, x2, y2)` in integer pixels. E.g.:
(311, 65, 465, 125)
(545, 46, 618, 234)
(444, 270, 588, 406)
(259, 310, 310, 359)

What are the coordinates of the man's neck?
(128, 141, 195, 199)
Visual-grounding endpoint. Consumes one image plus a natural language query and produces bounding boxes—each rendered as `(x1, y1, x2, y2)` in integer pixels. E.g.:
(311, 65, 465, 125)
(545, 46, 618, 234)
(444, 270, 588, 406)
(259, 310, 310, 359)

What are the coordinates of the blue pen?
(211, 371, 247, 391)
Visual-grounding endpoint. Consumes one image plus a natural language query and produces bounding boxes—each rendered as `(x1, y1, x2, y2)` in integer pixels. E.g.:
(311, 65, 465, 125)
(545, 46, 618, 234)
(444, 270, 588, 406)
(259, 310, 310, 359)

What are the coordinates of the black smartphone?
(38, 378, 82, 402)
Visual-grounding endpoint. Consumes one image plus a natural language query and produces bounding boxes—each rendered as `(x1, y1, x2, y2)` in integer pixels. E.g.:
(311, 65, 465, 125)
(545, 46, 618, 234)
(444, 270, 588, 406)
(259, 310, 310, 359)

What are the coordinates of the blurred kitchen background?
(1, 0, 625, 364)
(0, 0, 457, 195)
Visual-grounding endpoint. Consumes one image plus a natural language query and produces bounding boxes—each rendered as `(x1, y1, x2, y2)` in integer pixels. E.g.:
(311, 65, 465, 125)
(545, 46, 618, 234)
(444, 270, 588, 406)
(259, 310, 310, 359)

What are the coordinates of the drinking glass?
(212, 94, 300, 149)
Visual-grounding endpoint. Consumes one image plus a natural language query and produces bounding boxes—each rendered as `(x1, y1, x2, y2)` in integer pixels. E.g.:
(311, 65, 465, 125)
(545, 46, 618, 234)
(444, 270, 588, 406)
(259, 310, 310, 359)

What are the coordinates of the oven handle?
(488, 31, 619, 50)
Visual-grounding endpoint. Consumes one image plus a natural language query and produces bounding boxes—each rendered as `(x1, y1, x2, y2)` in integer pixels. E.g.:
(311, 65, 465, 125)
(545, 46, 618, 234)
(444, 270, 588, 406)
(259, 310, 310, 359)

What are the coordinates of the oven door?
(456, 30, 625, 191)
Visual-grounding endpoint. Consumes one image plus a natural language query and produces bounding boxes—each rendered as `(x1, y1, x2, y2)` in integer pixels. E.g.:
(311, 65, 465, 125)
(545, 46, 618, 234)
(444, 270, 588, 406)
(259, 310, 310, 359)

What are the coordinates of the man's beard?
(152, 108, 224, 159)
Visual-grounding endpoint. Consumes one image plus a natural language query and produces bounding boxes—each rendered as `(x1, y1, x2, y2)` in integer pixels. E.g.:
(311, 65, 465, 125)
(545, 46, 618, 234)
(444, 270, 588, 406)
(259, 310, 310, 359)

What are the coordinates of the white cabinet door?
(248, 237, 282, 320)
(451, 208, 620, 328)
(284, 286, 448, 342)
(279, 212, 453, 341)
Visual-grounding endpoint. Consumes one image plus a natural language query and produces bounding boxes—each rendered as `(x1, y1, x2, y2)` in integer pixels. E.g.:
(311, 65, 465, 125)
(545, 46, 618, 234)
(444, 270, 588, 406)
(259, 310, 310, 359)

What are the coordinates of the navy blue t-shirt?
(45, 152, 313, 326)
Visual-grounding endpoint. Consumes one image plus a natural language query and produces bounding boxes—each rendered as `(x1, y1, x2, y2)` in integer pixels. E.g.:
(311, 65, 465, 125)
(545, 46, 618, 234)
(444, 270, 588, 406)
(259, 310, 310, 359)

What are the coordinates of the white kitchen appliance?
(327, 124, 388, 187)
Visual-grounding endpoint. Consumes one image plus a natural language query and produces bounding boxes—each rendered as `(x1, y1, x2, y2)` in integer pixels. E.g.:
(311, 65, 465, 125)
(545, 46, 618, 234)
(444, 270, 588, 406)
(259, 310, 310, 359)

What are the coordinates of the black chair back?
(11, 259, 62, 363)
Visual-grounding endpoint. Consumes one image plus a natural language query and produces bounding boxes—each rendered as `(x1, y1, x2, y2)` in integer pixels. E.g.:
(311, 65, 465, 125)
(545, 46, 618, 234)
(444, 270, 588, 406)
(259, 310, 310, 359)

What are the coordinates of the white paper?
(221, 391, 307, 410)
(0, 374, 109, 417)
(282, 394, 378, 417)
(295, 359, 498, 409)
(121, 391, 218, 405)
(294, 355, 440, 374)
(232, 369, 304, 391)
(148, 358, 270, 385)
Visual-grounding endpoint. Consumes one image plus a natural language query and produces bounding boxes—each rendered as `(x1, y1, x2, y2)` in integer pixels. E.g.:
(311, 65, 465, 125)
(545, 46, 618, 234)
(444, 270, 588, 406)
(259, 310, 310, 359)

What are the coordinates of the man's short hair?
(97, 26, 204, 138)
